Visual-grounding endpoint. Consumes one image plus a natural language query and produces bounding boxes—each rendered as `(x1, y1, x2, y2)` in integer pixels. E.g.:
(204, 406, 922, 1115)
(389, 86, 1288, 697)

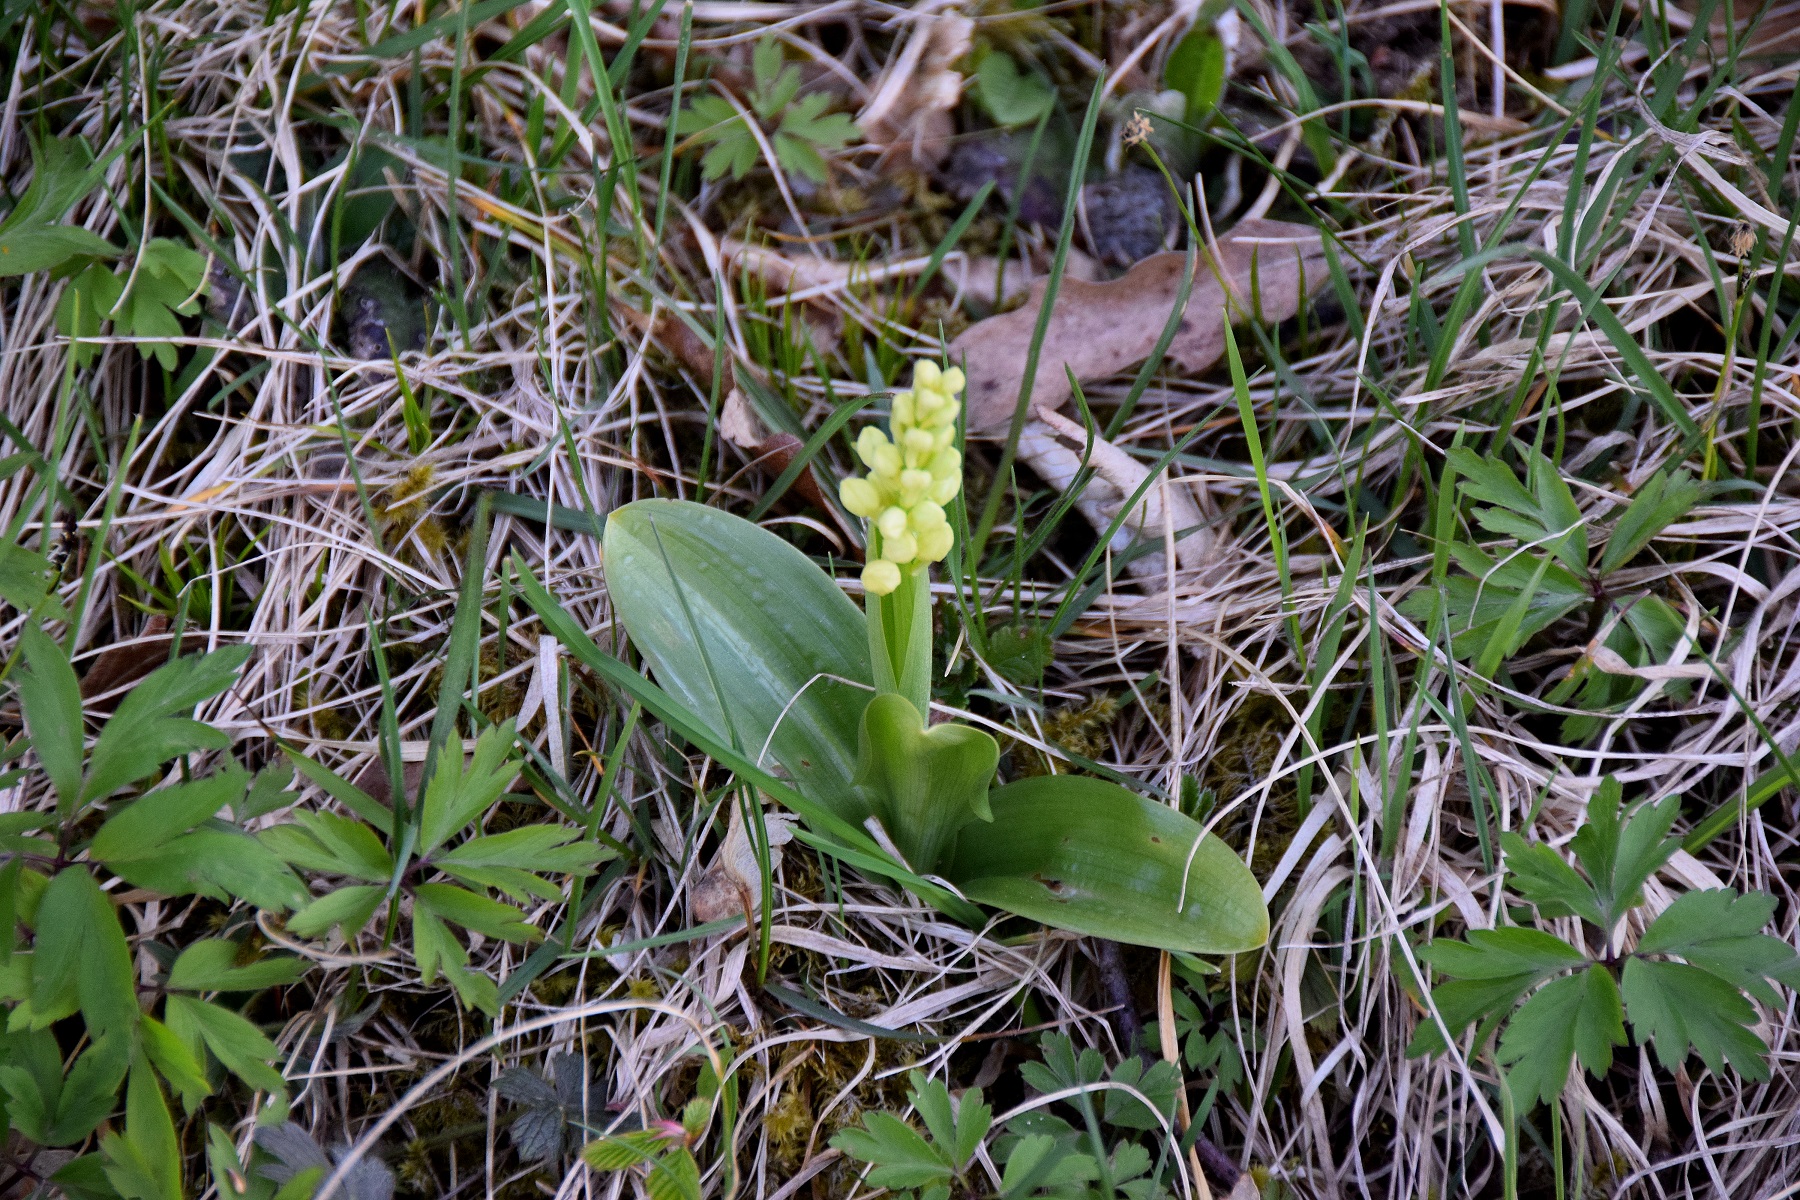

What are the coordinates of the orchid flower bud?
(862, 559, 901, 595)
(839, 360, 967, 586)
(840, 477, 883, 517)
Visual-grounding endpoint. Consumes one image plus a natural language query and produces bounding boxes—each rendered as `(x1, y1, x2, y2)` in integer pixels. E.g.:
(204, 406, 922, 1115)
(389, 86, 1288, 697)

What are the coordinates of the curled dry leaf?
(856, 6, 974, 168)
(942, 246, 1103, 310)
(691, 802, 796, 923)
(951, 218, 1327, 433)
(716, 390, 833, 514)
(1020, 407, 1211, 578)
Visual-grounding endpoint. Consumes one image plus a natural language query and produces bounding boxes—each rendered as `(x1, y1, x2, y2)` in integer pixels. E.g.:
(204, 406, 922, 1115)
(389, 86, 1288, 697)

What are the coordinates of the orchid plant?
(521, 363, 1266, 955)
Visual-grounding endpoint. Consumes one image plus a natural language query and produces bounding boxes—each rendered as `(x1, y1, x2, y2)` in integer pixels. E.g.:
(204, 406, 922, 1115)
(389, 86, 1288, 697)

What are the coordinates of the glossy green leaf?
(519, 555, 983, 923)
(854, 693, 995, 874)
(947, 776, 1267, 954)
(603, 499, 873, 824)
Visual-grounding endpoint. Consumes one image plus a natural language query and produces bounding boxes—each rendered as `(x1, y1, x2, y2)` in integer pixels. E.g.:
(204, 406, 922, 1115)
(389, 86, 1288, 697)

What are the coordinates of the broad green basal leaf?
(947, 776, 1267, 954)
(604, 500, 873, 824)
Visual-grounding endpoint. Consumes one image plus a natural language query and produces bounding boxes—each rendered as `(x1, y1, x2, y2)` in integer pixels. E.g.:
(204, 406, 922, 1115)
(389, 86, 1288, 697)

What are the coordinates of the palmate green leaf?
(282, 751, 391, 827)
(114, 830, 310, 912)
(52, 1032, 132, 1145)
(831, 1111, 955, 1189)
(56, 261, 125, 367)
(1450, 445, 1587, 571)
(164, 995, 285, 1093)
(414, 882, 539, 941)
(1408, 928, 1586, 1056)
(751, 35, 784, 97)
(756, 58, 803, 118)
(0, 223, 118, 275)
(0, 137, 105, 234)
(778, 92, 858, 150)
(947, 776, 1267, 954)
(1598, 469, 1700, 574)
(603, 499, 874, 824)
(111, 238, 209, 372)
(1397, 545, 1587, 661)
(285, 884, 385, 939)
(1568, 782, 1680, 933)
(675, 94, 760, 181)
(977, 50, 1055, 126)
(0, 1027, 64, 1142)
(904, 1071, 990, 1172)
(417, 721, 522, 853)
(168, 938, 308, 993)
(1621, 957, 1769, 1079)
(90, 764, 307, 909)
(435, 863, 563, 904)
(1102, 1055, 1179, 1131)
(0, 138, 117, 276)
(139, 1014, 211, 1111)
(17, 623, 84, 809)
(1635, 890, 1800, 1005)
(31, 868, 138, 1038)
(438, 824, 612, 873)
(854, 693, 996, 874)
(91, 768, 249, 860)
(84, 645, 251, 804)
(261, 811, 395, 882)
(413, 904, 502, 1014)
(1499, 833, 1602, 924)
(101, 1054, 183, 1200)
(1496, 965, 1625, 1108)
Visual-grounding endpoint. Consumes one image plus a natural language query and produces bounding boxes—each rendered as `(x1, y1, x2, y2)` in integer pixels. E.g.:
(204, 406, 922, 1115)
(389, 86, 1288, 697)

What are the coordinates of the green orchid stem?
(866, 563, 932, 721)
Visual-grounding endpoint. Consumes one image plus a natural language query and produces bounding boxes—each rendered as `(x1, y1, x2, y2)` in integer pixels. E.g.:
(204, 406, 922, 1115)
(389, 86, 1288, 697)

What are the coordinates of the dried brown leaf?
(951, 218, 1327, 432)
(857, 10, 973, 168)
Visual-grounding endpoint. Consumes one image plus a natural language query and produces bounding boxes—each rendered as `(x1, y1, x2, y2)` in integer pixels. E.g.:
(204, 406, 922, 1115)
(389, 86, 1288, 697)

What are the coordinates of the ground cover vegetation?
(1, 0, 1798, 1195)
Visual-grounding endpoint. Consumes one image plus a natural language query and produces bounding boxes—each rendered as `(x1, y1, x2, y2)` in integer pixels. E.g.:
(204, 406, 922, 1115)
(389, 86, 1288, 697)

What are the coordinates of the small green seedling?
(259, 722, 613, 1014)
(675, 37, 859, 183)
(1409, 777, 1800, 1107)
(1401, 444, 1700, 738)
(3, 630, 310, 1196)
(831, 1071, 992, 1200)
